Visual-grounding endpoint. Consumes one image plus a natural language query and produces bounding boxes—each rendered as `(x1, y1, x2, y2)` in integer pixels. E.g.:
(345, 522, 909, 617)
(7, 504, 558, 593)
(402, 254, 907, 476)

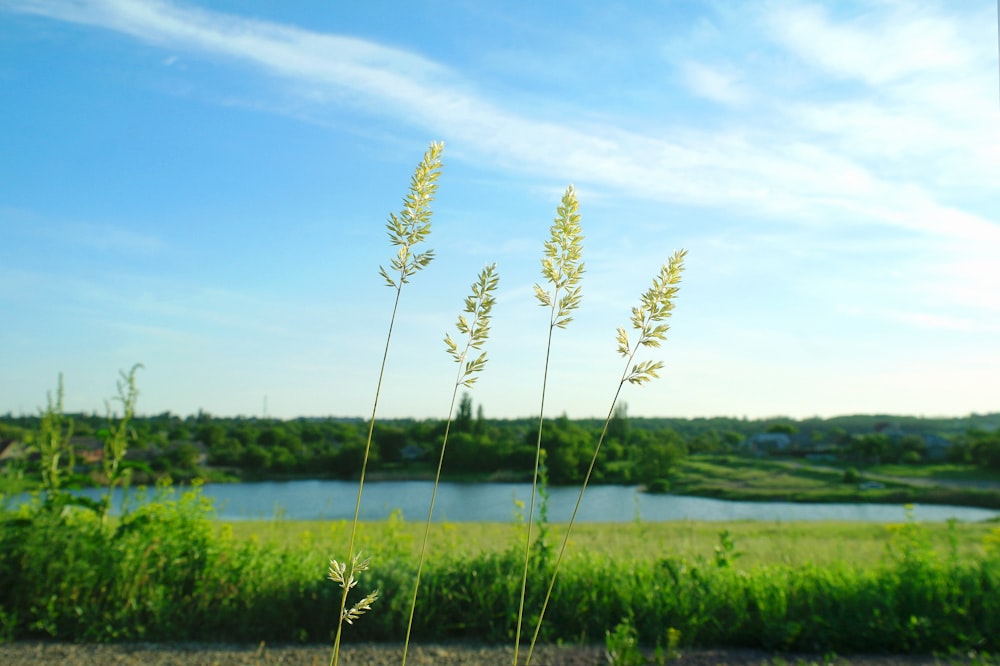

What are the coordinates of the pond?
(54, 480, 1000, 523)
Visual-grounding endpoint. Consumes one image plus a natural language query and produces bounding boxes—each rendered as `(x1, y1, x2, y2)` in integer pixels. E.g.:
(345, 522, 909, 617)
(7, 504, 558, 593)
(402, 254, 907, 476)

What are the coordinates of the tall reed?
(35, 373, 74, 498)
(514, 185, 584, 665)
(525, 249, 686, 665)
(401, 262, 499, 664)
(100, 363, 143, 523)
(329, 141, 443, 666)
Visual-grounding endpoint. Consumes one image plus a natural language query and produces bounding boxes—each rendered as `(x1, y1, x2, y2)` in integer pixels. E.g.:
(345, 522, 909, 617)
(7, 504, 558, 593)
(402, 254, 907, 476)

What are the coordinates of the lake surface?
(54, 480, 1000, 523)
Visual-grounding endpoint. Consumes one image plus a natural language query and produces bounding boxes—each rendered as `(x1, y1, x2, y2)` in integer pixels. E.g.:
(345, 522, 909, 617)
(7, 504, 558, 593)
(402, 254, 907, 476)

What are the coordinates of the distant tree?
(332, 441, 375, 478)
(688, 428, 722, 453)
(374, 424, 407, 463)
(196, 423, 226, 449)
(947, 438, 972, 464)
(829, 428, 851, 446)
(537, 416, 591, 484)
(169, 422, 192, 442)
(269, 445, 298, 472)
(967, 429, 1000, 470)
(721, 431, 743, 450)
(445, 431, 498, 473)
(635, 432, 685, 485)
(474, 404, 486, 436)
(607, 402, 630, 446)
(896, 434, 928, 464)
(168, 442, 201, 471)
(209, 437, 245, 467)
(766, 423, 798, 435)
(242, 444, 271, 471)
(455, 393, 473, 433)
(853, 433, 889, 464)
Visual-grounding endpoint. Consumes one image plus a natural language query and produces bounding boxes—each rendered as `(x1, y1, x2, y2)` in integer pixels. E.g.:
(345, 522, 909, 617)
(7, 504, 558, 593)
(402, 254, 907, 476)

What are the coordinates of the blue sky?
(1, 0, 998, 421)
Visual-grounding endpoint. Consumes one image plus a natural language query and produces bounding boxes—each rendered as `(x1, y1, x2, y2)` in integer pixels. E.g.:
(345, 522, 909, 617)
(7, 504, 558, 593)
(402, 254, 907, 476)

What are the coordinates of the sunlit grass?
(6, 484, 1000, 652)
(670, 456, 1000, 507)
(220, 518, 996, 568)
(865, 463, 1000, 482)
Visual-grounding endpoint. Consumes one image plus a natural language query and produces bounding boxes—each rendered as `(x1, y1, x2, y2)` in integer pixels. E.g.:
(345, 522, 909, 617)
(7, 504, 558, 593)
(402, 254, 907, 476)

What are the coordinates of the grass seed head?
(379, 142, 443, 288)
(535, 185, 584, 329)
(445, 263, 499, 388)
(619, 249, 686, 385)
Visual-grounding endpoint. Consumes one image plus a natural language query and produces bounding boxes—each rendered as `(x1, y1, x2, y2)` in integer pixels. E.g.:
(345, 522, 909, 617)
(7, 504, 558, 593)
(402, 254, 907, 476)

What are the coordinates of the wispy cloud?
(57, 221, 167, 253)
(680, 61, 749, 106)
(763, 2, 977, 86)
(11, 1, 993, 244)
(6, 0, 998, 320)
(0, 207, 167, 254)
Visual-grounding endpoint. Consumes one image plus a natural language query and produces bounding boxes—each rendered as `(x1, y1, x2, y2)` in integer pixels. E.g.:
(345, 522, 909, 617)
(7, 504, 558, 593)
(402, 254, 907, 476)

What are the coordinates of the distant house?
(0, 439, 26, 463)
(740, 432, 791, 455)
(73, 437, 105, 466)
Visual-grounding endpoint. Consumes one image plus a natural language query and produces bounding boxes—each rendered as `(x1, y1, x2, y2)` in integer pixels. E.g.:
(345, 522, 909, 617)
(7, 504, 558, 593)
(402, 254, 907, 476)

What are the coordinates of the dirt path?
(0, 642, 992, 666)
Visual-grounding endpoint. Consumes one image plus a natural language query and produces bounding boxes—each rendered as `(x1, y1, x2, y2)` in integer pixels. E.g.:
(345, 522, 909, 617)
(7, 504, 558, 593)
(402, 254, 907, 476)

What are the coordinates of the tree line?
(1, 397, 999, 487)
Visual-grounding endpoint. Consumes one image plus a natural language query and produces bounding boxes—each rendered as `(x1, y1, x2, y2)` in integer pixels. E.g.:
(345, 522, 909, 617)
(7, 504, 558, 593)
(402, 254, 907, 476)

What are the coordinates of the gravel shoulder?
(0, 642, 990, 666)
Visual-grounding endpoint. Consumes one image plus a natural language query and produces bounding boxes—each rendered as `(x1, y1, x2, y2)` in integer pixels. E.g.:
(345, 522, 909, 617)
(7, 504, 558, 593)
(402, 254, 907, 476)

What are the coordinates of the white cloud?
(680, 61, 749, 106)
(763, 2, 976, 86)
(6, 0, 999, 344)
(8, 1, 995, 244)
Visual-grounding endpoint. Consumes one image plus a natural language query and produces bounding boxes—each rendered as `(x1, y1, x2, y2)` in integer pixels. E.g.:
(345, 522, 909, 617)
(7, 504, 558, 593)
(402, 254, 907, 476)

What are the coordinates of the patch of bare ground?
(0, 642, 994, 666)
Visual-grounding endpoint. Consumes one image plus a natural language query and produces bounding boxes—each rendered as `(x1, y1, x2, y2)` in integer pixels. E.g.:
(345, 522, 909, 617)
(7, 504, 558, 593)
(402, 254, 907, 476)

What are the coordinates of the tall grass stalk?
(525, 249, 686, 665)
(330, 141, 443, 666)
(514, 185, 584, 666)
(35, 373, 74, 497)
(402, 262, 498, 665)
(100, 363, 143, 523)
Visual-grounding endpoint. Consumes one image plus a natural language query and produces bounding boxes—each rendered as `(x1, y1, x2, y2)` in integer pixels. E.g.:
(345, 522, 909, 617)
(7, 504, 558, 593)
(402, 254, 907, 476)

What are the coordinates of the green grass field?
(223, 516, 997, 568)
(667, 456, 1000, 508)
(864, 462, 1000, 483)
(5, 487, 1000, 652)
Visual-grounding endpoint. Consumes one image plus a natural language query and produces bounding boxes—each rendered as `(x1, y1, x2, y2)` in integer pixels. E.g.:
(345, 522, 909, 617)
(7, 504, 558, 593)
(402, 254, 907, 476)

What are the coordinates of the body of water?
(39, 480, 1000, 523)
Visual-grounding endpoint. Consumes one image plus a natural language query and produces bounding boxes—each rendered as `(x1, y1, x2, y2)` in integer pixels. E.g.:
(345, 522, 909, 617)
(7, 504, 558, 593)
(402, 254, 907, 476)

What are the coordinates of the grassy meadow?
(4, 485, 1000, 654)
(667, 456, 1000, 509)
(227, 515, 998, 569)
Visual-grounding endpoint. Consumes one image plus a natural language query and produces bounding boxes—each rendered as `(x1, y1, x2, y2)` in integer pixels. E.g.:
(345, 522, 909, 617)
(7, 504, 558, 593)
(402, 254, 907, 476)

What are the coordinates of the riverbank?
(5, 485, 1000, 653)
(165, 457, 1000, 512)
(661, 457, 1000, 509)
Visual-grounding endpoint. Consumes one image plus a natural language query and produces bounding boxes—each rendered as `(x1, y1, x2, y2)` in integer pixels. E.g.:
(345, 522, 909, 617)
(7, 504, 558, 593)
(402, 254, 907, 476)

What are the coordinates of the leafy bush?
(2, 492, 999, 654)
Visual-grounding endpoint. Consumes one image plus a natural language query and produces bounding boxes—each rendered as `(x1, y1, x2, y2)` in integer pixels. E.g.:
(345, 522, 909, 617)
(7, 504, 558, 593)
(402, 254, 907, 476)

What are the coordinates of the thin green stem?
(525, 250, 684, 664)
(330, 142, 442, 666)
(514, 319, 555, 665)
(331, 282, 402, 666)
(517, 186, 583, 665)
(402, 385, 458, 665)
(525, 369, 632, 665)
(404, 263, 496, 665)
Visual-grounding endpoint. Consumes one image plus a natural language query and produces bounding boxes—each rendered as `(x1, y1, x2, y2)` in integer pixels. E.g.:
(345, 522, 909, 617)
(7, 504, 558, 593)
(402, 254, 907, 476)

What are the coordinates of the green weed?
(605, 616, 645, 665)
